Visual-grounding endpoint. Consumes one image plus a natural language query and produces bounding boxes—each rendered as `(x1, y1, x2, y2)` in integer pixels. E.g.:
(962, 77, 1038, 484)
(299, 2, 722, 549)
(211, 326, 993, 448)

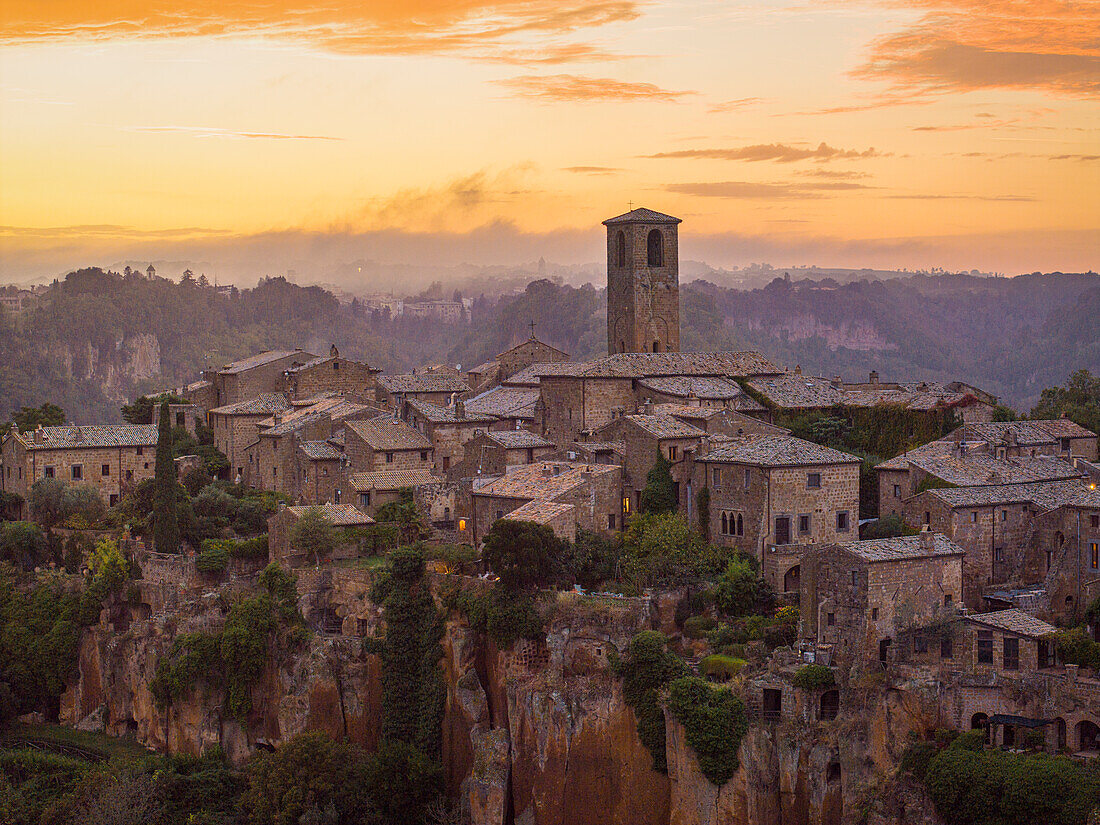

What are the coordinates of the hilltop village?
(2, 209, 1100, 825)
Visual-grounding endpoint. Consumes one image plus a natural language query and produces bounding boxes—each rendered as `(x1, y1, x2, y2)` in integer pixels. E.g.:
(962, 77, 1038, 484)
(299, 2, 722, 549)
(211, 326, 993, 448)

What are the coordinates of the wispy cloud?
(497, 74, 694, 102)
(124, 125, 343, 140)
(883, 193, 1036, 202)
(665, 179, 875, 199)
(708, 97, 767, 113)
(644, 142, 888, 163)
(563, 165, 622, 174)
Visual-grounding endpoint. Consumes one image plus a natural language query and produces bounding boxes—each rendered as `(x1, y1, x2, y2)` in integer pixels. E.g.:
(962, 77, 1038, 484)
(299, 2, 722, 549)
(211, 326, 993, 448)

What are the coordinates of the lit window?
(458, 518, 466, 531)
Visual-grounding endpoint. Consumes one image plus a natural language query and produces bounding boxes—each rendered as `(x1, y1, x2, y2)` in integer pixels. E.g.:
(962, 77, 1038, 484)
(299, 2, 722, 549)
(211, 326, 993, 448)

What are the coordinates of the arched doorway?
(971, 713, 989, 742)
(820, 689, 839, 721)
(879, 638, 892, 665)
(784, 565, 801, 593)
(1076, 720, 1100, 752)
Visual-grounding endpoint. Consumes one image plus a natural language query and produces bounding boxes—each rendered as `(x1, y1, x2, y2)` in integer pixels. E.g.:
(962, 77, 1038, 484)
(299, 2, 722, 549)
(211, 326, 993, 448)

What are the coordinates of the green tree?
(120, 393, 184, 425)
(1031, 369, 1100, 434)
(289, 507, 337, 567)
(28, 478, 66, 530)
(0, 522, 47, 568)
(620, 512, 708, 590)
(482, 519, 561, 591)
(153, 400, 180, 553)
(59, 483, 106, 526)
(613, 631, 689, 773)
(713, 557, 770, 618)
(639, 453, 676, 514)
(11, 403, 65, 432)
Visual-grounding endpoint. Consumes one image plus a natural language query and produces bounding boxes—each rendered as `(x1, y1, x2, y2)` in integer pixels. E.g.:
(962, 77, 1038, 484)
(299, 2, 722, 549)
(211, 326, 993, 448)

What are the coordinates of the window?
(807, 472, 821, 489)
(1061, 437, 1071, 452)
(615, 231, 626, 268)
(1046, 549, 1052, 572)
(71, 464, 82, 480)
(994, 547, 1004, 562)
(333, 361, 339, 371)
(712, 467, 721, 487)
(1001, 510, 1008, 522)
(136, 447, 143, 456)
(736, 514, 743, 536)
(144, 462, 149, 469)
(826, 612, 835, 627)
(744, 468, 751, 490)
(101, 464, 110, 476)
(971, 511, 978, 523)
(360, 492, 371, 506)
(722, 512, 729, 535)
(851, 571, 858, 586)
(977, 631, 994, 664)
(798, 514, 811, 534)
(941, 636, 953, 659)
(1003, 637, 1019, 671)
(1092, 543, 1098, 570)
(442, 456, 450, 471)
(1092, 514, 1099, 529)
(669, 445, 678, 460)
(44, 466, 55, 478)
(608, 514, 616, 530)
(837, 511, 850, 532)
(420, 451, 428, 461)
(924, 511, 931, 525)
(871, 607, 879, 621)
(386, 452, 394, 463)
(272, 467, 277, 477)
(646, 229, 663, 267)
(914, 632, 928, 654)
(495, 510, 503, 521)
(321, 467, 329, 477)
(893, 484, 901, 498)
(944, 594, 953, 607)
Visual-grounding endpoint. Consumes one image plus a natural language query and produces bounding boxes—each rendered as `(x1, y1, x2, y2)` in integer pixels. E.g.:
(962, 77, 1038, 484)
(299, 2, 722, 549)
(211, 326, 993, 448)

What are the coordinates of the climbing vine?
(612, 631, 689, 773)
(665, 676, 748, 786)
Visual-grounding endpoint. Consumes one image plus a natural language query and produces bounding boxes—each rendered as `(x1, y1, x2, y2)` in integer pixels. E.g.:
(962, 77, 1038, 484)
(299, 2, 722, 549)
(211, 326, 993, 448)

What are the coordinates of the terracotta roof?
(259, 399, 375, 437)
(464, 386, 540, 418)
(702, 435, 860, 467)
(602, 207, 682, 225)
(299, 440, 343, 460)
(928, 479, 1092, 510)
(346, 416, 432, 451)
(379, 373, 470, 394)
(16, 424, 158, 450)
(484, 430, 555, 449)
(210, 393, 291, 416)
(474, 461, 618, 500)
(638, 375, 762, 405)
(966, 608, 1056, 638)
(909, 453, 1084, 487)
(623, 414, 706, 440)
(406, 399, 495, 425)
(347, 469, 436, 491)
(285, 503, 374, 526)
(506, 499, 575, 524)
(745, 375, 846, 409)
(468, 360, 499, 375)
(836, 533, 964, 562)
(219, 349, 312, 375)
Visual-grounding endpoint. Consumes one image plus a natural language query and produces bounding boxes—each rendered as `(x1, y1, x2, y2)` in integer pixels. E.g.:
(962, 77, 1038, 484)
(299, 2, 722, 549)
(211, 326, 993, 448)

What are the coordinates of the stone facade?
(200, 350, 318, 410)
(1027, 496, 1100, 623)
(404, 400, 495, 476)
(344, 418, 434, 475)
(540, 375, 636, 444)
(604, 208, 681, 355)
(593, 415, 705, 509)
(497, 337, 570, 382)
(280, 347, 379, 402)
(209, 394, 291, 482)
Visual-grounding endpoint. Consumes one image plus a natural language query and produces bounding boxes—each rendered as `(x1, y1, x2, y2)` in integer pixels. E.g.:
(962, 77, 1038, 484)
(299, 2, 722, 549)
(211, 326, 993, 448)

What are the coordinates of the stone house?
(193, 349, 319, 410)
(962, 419, 1098, 462)
(344, 416, 434, 475)
(635, 376, 767, 415)
(342, 468, 436, 518)
(469, 460, 622, 543)
(466, 360, 499, 390)
(209, 393, 291, 482)
(496, 335, 570, 383)
(449, 430, 557, 481)
(403, 398, 496, 476)
(691, 435, 861, 564)
(901, 479, 1093, 610)
(799, 532, 965, 672)
(646, 404, 788, 438)
(279, 346, 381, 402)
(296, 440, 345, 505)
(592, 413, 707, 512)
(376, 372, 471, 408)
(1, 423, 159, 514)
(463, 385, 541, 431)
(1026, 488, 1100, 623)
(548, 441, 625, 467)
(151, 402, 205, 439)
(267, 503, 374, 568)
(502, 499, 577, 543)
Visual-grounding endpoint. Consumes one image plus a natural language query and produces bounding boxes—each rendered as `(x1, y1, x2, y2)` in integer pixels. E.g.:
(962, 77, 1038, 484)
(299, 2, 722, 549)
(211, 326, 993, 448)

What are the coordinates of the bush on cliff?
(613, 631, 689, 774)
(666, 676, 748, 786)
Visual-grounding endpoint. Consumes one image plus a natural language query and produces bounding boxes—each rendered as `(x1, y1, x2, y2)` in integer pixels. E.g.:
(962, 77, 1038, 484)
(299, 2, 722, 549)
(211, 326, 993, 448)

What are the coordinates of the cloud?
(644, 142, 888, 163)
(1050, 154, 1100, 162)
(0, 1, 642, 61)
(664, 180, 874, 199)
(124, 126, 342, 140)
(852, 1, 1100, 97)
(497, 74, 694, 101)
(563, 165, 622, 174)
(794, 169, 872, 179)
(883, 193, 1036, 202)
(708, 97, 767, 113)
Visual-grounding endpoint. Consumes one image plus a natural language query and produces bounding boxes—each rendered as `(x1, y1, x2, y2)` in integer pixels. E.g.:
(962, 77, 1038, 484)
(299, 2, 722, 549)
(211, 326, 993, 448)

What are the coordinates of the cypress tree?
(153, 399, 179, 553)
(639, 453, 676, 514)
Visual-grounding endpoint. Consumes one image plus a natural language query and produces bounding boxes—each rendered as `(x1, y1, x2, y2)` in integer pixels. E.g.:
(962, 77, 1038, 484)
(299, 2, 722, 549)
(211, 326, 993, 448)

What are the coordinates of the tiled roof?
(484, 430, 556, 449)
(502, 362, 582, 386)
(464, 386, 540, 418)
(843, 388, 972, 411)
(468, 360, 499, 375)
(506, 499, 575, 525)
(966, 608, 1056, 638)
(379, 373, 469, 394)
(837, 533, 964, 562)
(963, 422, 1058, 446)
(347, 469, 436, 491)
(745, 375, 846, 408)
(876, 439, 957, 471)
(219, 350, 311, 375)
(497, 337, 570, 360)
(702, 435, 861, 467)
(259, 399, 375, 437)
(285, 503, 374, 526)
(569, 352, 783, 379)
(299, 440, 343, 460)
(909, 453, 1084, 487)
(406, 398, 495, 425)
(624, 414, 707, 440)
(638, 376, 762, 406)
(17, 424, 158, 450)
(603, 207, 682, 225)
(1031, 419, 1097, 439)
(283, 355, 329, 373)
(928, 479, 1092, 510)
(210, 393, 291, 416)
(346, 416, 432, 451)
(474, 461, 618, 500)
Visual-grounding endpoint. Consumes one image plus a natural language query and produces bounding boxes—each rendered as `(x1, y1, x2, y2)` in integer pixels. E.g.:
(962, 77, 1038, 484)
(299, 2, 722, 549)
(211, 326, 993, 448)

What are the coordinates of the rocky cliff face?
(51, 333, 162, 404)
(59, 580, 942, 825)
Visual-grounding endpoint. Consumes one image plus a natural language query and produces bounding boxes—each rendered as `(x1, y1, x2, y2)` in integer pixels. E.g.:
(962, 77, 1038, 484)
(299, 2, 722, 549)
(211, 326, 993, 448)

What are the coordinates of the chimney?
(273, 412, 282, 426)
(642, 398, 653, 415)
(455, 399, 466, 419)
(794, 364, 802, 376)
(869, 370, 880, 385)
(34, 425, 44, 444)
(72, 426, 82, 443)
(831, 375, 842, 388)
(919, 526, 934, 551)
(330, 343, 339, 358)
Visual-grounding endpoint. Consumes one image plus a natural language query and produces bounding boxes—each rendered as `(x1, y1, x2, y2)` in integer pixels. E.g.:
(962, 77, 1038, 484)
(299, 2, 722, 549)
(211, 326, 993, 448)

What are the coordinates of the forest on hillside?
(1, 268, 1097, 423)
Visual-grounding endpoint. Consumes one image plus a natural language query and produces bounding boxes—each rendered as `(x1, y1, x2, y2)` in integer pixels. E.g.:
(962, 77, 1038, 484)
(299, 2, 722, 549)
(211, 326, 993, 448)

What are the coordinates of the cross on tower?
(628, 200, 633, 211)
(528, 319, 537, 338)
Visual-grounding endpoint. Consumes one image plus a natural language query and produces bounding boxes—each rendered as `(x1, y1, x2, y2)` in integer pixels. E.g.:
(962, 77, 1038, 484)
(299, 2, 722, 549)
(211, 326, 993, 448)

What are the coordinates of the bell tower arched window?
(647, 229, 663, 267)
(616, 231, 626, 268)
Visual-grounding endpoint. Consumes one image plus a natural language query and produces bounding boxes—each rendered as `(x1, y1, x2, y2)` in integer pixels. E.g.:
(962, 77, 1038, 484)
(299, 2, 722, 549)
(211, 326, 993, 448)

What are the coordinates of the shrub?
(1053, 627, 1100, 670)
(456, 587, 543, 648)
(483, 519, 562, 591)
(666, 676, 748, 785)
(613, 631, 689, 773)
(196, 547, 228, 574)
(0, 522, 48, 568)
(713, 558, 769, 617)
(792, 665, 835, 690)
(900, 740, 938, 780)
(700, 654, 745, 681)
(562, 529, 619, 588)
(683, 615, 716, 639)
(639, 453, 676, 514)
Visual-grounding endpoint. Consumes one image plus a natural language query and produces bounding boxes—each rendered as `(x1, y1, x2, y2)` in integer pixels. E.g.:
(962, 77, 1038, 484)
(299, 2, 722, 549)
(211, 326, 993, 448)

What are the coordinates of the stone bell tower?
(603, 207, 681, 355)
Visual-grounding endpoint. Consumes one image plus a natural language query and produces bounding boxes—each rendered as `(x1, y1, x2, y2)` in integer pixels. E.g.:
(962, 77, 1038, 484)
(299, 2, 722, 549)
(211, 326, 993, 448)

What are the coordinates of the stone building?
(344, 416, 434, 475)
(1, 423, 159, 514)
(463, 385, 540, 431)
(635, 376, 767, 414)
(209, 393, 292, 482)
(403, 398, 496, 476)
(646, 404, 788, 438)
(376, 372, 471, 408)
(296, 440, 345, 505)
(449, 430, 557, 480)
(342, 468, 436, 518)
(1026, 487, 1100, 623)
(691, 435, 861, 563)
(466, 360, 499, 390)
(151, 402, 205, 439)
(496, 335, 570, 383)
(267, 503, 374, 568)
(799, 532, 965, 672)
(469, 460, 622, 543)
(190, 349, 319, 410)
(604, 207, 681, 355)
(279, 346, 380, 402)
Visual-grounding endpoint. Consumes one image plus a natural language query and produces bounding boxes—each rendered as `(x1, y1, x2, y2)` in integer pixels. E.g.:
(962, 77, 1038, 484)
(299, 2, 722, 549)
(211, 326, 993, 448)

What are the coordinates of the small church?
(603, 207, 681, 355)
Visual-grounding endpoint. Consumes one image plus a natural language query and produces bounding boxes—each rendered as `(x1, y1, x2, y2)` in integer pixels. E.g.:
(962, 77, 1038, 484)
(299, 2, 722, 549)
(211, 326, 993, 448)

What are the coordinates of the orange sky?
(0, 0, 1097, 280)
